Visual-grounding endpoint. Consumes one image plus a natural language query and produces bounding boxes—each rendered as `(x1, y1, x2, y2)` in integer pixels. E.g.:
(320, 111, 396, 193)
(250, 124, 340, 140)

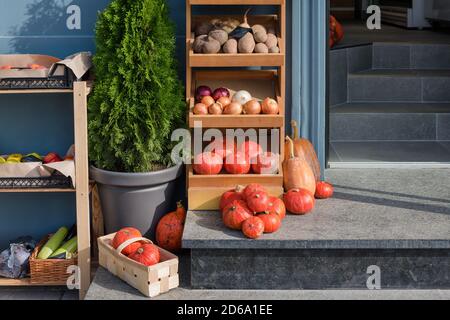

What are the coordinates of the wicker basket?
(29, 235, 77, 285)
(98, 233, 179, 298)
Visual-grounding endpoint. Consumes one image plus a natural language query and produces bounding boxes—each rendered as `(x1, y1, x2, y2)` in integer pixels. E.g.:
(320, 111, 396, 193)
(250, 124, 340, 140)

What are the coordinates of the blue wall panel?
(0, 0, 293, 248)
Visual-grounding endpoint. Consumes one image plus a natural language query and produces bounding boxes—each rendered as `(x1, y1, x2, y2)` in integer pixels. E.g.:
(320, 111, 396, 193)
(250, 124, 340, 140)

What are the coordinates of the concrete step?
(182, 169, 450, 291)
(348, 69, 450, 102)
(330, 103, 450, 141)
(373, 43, 450, 70)
(86, 268, 450, 301)
(329, 141, 450, 167)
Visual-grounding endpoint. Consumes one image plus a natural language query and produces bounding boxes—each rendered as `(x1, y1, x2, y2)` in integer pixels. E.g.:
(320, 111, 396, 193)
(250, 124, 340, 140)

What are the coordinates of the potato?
(195, 22, 213, 37)
(238, 32, 256, 54)
(255, 43, 269, 54)
(193, 35, 208, 53)
(269, 46, 280, 53)
(209, 29, 228, 46)
(252, 24, 267, 35)
(265, 33, 278, 49)
(223, 39, 238, 54)
(202, 36, 221, 54)
(254, 31, 268, 43)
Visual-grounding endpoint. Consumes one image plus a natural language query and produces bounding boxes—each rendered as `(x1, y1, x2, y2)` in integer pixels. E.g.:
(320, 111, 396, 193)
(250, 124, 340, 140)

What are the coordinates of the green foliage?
(88, 0, 185, 173)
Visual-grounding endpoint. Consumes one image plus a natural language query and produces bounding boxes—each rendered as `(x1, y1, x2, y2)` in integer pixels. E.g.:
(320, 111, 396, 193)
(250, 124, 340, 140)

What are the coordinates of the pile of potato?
(193, 10, 280, 55)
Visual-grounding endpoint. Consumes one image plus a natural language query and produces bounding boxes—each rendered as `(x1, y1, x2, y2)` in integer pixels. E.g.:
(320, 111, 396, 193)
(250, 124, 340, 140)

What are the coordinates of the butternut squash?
(283, 137, 316, 195)
(285, 121, 321, 182)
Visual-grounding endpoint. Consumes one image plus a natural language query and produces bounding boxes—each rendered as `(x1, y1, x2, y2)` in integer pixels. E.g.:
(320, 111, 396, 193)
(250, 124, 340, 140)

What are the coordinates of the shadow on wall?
(7, 0, 109, 57)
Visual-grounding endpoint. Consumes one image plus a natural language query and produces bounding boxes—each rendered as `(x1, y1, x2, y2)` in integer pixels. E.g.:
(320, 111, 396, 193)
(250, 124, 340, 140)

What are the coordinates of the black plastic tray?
(0, 175, 73, 189)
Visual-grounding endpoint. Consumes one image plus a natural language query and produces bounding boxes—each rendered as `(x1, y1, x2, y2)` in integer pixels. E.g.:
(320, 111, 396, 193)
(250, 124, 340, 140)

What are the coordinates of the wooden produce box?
(189, 15, 285, 67)
(189, 70, 284, 129)
(98, 234, 179, 298)
(188, 70, 285, 211)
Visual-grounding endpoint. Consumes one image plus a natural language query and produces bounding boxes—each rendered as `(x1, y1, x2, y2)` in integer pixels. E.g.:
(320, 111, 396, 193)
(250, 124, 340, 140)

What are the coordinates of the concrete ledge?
(183, 169, 450, 250)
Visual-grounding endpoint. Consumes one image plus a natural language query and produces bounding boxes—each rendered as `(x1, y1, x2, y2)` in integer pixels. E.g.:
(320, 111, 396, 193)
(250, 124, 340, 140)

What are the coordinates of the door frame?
(291, 0, 328, 177)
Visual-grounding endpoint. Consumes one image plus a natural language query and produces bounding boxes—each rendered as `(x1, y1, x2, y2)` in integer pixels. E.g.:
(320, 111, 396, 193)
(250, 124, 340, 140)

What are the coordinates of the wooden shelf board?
(0, 277, 66, 287)
(0, 82, 92, 95)
(189, 113, 284, 128)
(189, 49, 284, 68)
(0, 188, 75, 193)
(189, 0, 285, 5)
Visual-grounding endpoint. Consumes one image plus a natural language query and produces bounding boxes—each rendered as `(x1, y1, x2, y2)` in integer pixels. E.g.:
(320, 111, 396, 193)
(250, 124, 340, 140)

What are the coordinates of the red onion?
(196, 86, 212, 102)
(212, 87, 230, 101)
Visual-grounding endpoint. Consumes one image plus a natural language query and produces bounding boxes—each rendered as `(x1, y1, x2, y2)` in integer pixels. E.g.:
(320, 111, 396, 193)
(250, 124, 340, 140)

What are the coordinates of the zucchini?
(37, 227, 68, 259)
(49, 236, 77, 258)
(64, 224, 77, 242)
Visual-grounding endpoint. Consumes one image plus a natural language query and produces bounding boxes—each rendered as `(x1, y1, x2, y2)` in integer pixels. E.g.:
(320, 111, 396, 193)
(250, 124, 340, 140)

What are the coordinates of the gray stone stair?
(348, 69, 450, 103)
(330, 103, 450, 141)
(330, 43, 450, 157)
(182, 170, 450, 291)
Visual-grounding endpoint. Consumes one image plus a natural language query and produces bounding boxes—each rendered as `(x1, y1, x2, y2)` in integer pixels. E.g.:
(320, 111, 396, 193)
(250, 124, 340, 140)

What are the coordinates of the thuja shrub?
(88, 0, 185, 173)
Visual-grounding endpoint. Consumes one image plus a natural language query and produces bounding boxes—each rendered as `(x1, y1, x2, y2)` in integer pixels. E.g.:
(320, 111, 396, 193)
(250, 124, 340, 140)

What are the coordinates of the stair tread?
(182, 170, 450, 250)
(350, 69, 450, 77)
(331, 102, 450, 114)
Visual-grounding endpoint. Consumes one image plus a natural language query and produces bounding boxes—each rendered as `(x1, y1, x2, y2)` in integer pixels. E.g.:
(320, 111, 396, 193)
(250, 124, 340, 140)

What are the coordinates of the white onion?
(232, 90, 252, 106)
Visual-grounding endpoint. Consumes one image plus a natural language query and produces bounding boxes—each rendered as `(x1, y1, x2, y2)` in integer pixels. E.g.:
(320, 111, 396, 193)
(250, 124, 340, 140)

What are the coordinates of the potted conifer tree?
(89, 0, 185, 239)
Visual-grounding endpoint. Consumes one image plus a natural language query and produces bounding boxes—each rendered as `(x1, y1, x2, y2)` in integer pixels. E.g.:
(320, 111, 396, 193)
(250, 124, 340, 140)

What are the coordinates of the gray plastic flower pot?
(90, 164, 184, 241)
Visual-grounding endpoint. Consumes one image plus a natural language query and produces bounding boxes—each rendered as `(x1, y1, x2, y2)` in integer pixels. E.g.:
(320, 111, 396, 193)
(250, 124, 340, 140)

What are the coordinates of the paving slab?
(86, 267, 450, 301)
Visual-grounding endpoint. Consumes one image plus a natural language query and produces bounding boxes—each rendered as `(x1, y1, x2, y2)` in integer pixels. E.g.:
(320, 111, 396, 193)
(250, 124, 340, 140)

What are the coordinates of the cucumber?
(49, 236, 77, 258)
(37, 227, 68, 259)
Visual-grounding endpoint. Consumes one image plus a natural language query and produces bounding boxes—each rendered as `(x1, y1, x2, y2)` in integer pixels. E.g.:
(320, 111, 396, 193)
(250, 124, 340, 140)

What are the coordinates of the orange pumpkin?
(283, 137, 316, 195)
(112, 227, 142, 256)
(330, 15, 344, 48)
(156, 202, 186, 252)
(285, 121, 321, 182)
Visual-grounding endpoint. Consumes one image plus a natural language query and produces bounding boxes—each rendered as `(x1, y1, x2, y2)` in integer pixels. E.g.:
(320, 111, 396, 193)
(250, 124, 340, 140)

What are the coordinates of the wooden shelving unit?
(0, 82, 91, 299)
(186, 0, 286, 210)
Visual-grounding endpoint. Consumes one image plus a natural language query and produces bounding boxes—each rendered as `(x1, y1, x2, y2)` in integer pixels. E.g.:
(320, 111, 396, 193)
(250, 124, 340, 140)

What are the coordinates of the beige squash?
(283, 137, 316, 195)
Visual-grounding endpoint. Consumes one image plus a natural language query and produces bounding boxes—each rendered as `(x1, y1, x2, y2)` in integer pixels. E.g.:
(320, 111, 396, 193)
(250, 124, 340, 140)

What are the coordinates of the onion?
(232, 90, 252, 105)
(262, 98, 279, 115)
(201, 96, 215, 107)
(224, 102, 243, 115)
(244, 99, 262, 115)
(193, 103, 208, 115)
(209, 102, 223, 115)
(217, 96, 231, 108)
(212, 87, 230, 101)
(196, 86, 212, 102)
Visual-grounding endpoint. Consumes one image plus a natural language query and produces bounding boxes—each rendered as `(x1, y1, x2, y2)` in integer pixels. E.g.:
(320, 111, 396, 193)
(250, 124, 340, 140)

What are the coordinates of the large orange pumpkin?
(285, 121, 321, 182)
(112, 227, 143, 256)
(283, 137, 316, 195)
(156, 202, 186, 252)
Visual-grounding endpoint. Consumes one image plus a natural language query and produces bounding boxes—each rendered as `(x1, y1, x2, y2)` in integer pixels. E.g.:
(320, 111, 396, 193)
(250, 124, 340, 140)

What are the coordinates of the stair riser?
(191, 249, 450, 290)
(348, 76, 450, 102)
(373, 44, 450, 70)
(330, 113, 450, 141)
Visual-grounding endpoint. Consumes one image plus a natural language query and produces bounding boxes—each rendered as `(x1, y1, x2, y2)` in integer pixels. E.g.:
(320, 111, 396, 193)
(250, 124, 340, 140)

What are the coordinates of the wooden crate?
(189, 70, 284, 129)
(189, 15, 284, 67)
(98, 233, 179, 298)
(186, 0, 286, 211)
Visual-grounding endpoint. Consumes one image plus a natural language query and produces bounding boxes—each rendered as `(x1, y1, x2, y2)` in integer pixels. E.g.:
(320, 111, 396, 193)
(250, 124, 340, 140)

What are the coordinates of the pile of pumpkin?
(111, 203, 187, 265)
(219, 121, 334, 239)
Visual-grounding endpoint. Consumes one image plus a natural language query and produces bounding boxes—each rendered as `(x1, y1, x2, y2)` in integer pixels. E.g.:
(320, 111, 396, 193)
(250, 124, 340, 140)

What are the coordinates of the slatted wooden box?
(98, 233, 179, 298)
